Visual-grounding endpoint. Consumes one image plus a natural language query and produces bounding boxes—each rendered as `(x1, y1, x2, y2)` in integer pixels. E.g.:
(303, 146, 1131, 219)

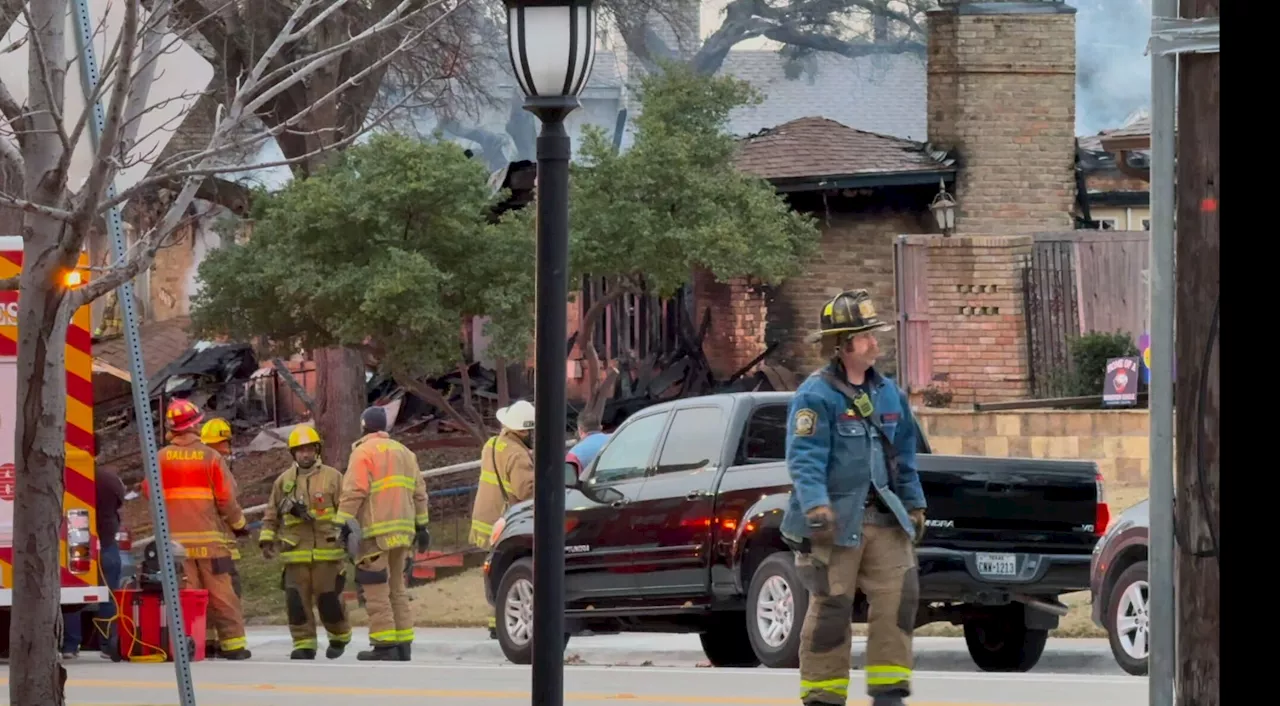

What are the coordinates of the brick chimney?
(927, 0, 1077, 235)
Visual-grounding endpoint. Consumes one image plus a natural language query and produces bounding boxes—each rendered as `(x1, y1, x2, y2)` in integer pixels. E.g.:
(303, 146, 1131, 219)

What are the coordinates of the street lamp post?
(503, 1, 597, 705)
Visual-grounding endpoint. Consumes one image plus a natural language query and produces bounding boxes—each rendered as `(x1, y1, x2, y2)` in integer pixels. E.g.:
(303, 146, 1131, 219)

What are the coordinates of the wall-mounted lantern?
(930, 178, 957, 236)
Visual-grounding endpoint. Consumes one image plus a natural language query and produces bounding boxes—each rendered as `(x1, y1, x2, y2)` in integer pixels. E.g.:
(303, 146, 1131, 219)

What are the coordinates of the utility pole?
(1173, 0, 1219, 703)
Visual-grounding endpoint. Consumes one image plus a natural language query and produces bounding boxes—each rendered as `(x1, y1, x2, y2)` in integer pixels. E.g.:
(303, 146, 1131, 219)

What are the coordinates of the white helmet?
(495, 400, 536, 431)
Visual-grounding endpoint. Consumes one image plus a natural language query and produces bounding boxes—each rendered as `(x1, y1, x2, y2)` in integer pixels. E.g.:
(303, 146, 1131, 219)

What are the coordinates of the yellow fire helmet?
(200, 417, 232, 446)
(288, 425, 322, 450)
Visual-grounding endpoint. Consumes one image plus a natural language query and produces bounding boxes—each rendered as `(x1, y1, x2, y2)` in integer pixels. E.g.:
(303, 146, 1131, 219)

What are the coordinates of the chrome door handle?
(611, 499, 629, 508)
(686, 490, 708, 500)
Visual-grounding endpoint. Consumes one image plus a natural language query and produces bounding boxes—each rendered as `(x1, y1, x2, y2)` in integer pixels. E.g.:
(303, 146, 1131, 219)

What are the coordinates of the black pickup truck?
(483, 392, 1108, 672)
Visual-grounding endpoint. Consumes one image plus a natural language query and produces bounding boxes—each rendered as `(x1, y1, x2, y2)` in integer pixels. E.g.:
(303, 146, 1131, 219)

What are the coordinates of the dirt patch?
(345, 568, 491, 628)
(1106, 483, 1147, 514)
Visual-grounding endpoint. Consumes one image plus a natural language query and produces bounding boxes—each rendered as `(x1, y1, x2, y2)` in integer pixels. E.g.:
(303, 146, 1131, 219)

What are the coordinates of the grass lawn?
(237, 483, 1149, 636)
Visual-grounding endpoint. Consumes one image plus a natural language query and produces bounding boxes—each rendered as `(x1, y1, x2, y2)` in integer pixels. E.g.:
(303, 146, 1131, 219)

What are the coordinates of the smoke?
(1070, 0, 1153, 136)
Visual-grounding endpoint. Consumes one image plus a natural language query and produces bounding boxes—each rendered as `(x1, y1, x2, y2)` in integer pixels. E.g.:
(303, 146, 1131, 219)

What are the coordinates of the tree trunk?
(495, 356, 511, 409)
(1174, 0, 1219, 702)
(12, 257, 76, 706)
(314, 347, 365, 469)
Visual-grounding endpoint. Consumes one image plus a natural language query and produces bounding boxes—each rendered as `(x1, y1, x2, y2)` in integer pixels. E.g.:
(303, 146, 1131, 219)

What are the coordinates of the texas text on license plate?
(975, 552, 1018, 577)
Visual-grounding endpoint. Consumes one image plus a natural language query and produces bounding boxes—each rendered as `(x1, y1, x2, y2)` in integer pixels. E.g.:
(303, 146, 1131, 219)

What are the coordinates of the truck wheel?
(1104, 561, 1149, 676)
(699, 613, 760, 668)
(494, 558, 569, 665)
(745, 552, 807, 669)
(963, 606, 1048, 672)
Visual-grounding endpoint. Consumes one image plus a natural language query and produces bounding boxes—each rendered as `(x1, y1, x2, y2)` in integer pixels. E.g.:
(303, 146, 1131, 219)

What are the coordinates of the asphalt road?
(0, 628, 1145, 705)
(23, 660, 1145, 706)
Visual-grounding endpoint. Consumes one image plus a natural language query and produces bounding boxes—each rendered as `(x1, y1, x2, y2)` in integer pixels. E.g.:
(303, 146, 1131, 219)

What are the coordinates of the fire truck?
(0, 235, 105, 647)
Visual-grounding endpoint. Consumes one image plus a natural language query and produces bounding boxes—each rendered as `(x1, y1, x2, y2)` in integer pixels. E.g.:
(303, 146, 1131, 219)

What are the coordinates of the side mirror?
(564, 462, 580, 488)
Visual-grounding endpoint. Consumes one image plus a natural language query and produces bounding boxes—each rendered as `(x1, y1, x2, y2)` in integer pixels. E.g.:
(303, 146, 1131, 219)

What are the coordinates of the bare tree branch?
(70, 0, 143, 233)
(21, 2, 74, 157)
(0, 275, 17, 291)
(0, 191, 74, 220)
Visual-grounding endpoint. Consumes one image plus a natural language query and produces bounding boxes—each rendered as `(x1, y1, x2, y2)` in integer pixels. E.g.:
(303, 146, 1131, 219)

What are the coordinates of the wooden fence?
(1024, 231, 1149, 396)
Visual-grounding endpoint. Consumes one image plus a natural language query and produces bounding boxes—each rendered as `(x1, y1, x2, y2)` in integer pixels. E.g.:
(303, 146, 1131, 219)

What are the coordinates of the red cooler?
(114, 588, 209, 662)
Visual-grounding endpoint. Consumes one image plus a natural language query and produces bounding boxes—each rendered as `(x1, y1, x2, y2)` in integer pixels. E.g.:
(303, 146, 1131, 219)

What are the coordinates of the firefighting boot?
(220, 648, 252, 661)
(871, 693, 906, 706)
(397, 643, 411, 661)
(356, 645, 401, 661)
(326, 641, 348, 659)
(290, 648, 316, 660)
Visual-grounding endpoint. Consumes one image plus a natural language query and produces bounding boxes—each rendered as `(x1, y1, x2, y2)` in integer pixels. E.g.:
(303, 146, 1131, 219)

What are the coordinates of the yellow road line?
(34, 678, 1010, 705)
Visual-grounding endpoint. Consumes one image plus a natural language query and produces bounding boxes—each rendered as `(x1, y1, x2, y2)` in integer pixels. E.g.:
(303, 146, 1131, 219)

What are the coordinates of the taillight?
(116, 527, 132, 551)
(1094, 474, 1111, 536)
(67, 509, 92, 574)
(489, 516, 506, 546)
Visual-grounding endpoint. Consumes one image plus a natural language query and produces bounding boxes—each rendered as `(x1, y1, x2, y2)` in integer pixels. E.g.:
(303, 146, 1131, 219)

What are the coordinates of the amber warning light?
(64, 270, 83, 287)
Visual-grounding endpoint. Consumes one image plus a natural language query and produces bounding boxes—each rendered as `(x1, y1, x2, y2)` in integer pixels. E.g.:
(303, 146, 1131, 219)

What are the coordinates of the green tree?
(190, 134, 533, 442)
(567, 62, 821, 405)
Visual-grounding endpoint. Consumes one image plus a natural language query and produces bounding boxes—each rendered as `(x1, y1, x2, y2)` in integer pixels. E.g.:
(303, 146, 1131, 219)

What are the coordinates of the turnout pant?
(795, 519, 918, 704)
(183, 557, 247, 652)
(355, 546, 412, 646)
(284, 562, 352, 651)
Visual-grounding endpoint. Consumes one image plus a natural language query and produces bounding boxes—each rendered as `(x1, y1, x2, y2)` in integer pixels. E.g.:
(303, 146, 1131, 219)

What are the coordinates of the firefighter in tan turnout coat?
(468, 400, 536, 636)
(259, 425, 352, 660)
(469, 400, 536, 548)
(336, 406, 431, 661)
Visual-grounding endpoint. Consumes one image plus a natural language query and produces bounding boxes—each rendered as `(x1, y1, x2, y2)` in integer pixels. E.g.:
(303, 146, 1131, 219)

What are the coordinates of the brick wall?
(148, 223, 198, 321)
(767, 200, 935, 376)
(918, 408, 1150, 485)
(693, 268, 767, 378)
(927, 1, 1077, 235)
(908, 234, 1031, 403)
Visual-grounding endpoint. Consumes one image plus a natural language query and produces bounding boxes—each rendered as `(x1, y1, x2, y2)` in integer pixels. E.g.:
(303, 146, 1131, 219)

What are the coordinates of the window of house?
(1142, 219, 1151, 231)
(591, 412, 668, 484)
(1096, 218, 1117, 231)
(735, 404, 788, 465)
(653, 407, 726, 476)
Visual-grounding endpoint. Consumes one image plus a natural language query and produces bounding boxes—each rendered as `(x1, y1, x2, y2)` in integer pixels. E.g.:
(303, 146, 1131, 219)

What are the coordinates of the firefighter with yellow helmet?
(200, 419, 243, 590)
(258, 425, 352, 659)
(199, 417, 244, 658)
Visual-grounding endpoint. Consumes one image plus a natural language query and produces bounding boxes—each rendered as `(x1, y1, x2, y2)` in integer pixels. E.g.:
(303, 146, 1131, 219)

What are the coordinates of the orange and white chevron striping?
(0, 247, 98, 591)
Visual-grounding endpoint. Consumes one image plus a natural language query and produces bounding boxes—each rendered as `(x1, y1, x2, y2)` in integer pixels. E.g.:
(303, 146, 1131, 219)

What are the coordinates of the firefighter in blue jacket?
(780, 289, 928, 706)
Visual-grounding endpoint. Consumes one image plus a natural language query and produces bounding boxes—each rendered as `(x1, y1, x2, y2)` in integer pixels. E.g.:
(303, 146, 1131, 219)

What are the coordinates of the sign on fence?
(1104, 356, 1141, 407)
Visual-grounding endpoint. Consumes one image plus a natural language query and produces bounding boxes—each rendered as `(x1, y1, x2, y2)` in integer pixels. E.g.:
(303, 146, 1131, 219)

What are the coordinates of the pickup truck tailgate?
(917, 455, 1101, 554)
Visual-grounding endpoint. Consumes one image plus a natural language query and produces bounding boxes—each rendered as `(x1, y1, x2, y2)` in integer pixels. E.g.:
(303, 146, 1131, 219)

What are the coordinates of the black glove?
(415, 526, 431, 553)
(232, 525, 250, 539)
(284, 498, 310, 520)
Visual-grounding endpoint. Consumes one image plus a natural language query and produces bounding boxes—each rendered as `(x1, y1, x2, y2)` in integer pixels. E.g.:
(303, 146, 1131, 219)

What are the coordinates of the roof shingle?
(93, 316, 194, 380)
(735, 117, 953, 182)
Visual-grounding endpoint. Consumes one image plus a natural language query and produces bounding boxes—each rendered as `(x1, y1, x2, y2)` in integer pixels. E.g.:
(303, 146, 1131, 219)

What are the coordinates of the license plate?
(975, 553, 1018, 577)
